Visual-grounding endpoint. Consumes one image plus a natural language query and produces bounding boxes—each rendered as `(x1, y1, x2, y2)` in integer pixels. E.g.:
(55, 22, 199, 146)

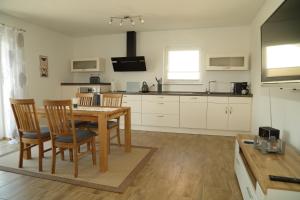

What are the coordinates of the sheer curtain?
(0, 25, 26, 139)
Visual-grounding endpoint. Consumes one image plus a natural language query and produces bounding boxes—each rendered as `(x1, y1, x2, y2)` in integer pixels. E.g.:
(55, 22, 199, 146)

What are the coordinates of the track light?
(108, 15, 144, 26)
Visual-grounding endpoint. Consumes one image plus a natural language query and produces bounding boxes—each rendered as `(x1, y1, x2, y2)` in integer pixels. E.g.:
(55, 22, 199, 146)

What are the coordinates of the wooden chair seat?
(85, 121, 118, 129)
(22, 127, 50, 139)
(55, 130, 96, 143)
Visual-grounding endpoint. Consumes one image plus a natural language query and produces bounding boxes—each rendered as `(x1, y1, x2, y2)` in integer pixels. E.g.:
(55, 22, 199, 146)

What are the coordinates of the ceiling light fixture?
(108, 15, 144, 26)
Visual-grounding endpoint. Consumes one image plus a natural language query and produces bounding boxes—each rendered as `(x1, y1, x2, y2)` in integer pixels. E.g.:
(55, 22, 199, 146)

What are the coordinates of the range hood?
(111, 31, 146, 71)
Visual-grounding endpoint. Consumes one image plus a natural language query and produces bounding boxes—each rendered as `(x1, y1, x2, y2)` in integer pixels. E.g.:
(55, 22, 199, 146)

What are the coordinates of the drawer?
(180, 96, 207, 103)
(142, 114, 179, 127)
(123, 94, 142, 101)
(142, 101, 179, 115)
(229, 97, 252, 104)
(207, 97, 228, 104)
(142, 95, 179, 102)
(122, 101, 141, 113)
(120, 113, 141, 125)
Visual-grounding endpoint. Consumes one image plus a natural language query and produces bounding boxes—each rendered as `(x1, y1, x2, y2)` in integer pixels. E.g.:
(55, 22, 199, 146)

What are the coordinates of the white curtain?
(0, 25, 26, 139)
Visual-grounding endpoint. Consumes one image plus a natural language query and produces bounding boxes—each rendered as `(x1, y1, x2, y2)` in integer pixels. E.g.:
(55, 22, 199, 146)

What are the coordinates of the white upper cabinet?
(71, 57, 105, 72)
(205, 53, 248, 71)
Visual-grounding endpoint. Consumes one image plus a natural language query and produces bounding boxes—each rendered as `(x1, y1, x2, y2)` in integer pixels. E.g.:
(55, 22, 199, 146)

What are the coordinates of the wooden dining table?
(37, 106, 131, 173)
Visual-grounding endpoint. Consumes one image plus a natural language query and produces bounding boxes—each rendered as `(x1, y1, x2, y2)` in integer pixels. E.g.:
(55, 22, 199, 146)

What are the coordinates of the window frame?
(163, 46, 202, 84)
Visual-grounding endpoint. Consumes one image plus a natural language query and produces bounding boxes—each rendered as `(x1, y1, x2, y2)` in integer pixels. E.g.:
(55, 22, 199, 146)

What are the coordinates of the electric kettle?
(141, 81, 149, 93)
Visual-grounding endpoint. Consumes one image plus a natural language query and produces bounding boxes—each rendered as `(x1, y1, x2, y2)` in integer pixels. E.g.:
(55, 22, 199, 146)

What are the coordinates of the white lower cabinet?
(142, 95, 179, 127)
(180, 96, 207, 129)
(207, 97, 251, 131)
(120, 95, 142, 126)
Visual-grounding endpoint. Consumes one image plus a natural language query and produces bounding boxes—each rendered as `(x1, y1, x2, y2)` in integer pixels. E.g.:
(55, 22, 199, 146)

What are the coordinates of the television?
(261, 0, 300, 83)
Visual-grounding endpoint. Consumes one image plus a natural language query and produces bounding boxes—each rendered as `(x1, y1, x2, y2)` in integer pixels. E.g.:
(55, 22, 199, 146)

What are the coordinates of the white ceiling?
(0, 0, 265, 37)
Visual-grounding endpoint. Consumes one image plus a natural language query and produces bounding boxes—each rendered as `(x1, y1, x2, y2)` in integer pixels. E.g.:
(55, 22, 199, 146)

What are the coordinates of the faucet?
(207, 80, 216, 94)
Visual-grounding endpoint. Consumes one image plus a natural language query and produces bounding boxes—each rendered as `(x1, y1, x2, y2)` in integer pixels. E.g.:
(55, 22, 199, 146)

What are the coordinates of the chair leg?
(41, 142, 45, 158)
(60, 148, 64, 160)
(116, 126, 121, 146)
(38, 143, 43, 172)
(91, 138, 96, 166)
(73, 147, 78, 178)
(19, 142, 24, 168)
(87, 142, 91, 152)
(69, 149, 73, 162)
(51, 146, 56, 174)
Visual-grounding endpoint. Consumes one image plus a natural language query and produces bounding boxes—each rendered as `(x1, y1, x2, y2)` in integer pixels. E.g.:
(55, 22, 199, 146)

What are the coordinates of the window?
(164, 48, 200, 82)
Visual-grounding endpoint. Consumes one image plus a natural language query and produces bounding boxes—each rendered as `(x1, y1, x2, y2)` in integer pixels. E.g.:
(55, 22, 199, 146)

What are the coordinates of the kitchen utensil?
(141, 81, 149, 93)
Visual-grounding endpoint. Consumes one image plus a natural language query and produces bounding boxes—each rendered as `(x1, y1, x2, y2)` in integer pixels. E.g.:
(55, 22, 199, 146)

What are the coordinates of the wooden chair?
(76, 92, 94, 106)
(44, 100, 96, 178)
(10, 98, 51, 172)
(87, 93, 123, 150)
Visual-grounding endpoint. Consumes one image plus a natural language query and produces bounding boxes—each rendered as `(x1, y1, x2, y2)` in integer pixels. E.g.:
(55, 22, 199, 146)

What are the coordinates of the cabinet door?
(228, 103, 251, 131)
(61, 86, 79, 100)
(180, 102, 207, 129)
(207, 103, 228, 130)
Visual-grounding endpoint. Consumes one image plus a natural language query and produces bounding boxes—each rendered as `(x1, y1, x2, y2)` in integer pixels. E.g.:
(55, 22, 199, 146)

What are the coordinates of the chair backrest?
(44, 100, 75, 140)
(10, 99, 40, 136)
(101, 93, 123, 107)
(76, 93, 94, 106)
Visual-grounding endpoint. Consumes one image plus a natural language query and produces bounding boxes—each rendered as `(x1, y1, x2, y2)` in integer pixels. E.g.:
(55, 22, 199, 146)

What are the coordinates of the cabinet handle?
(157, 115, 164, 118)
(229, 106, 232, 114)
(225, 107, 228, 114)
(158, 102, 164, 105)
(191, 97, 198, 99)
(158, 96, 164, 99)
(246, 187, 253, 199)
(123, 102, 127, 104)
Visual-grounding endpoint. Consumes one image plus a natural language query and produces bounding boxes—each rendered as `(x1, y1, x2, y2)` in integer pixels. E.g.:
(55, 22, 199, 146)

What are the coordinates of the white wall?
(72, 27, 251, 92)
(0, 12, 73, 106)
(250, 0, 300, 150)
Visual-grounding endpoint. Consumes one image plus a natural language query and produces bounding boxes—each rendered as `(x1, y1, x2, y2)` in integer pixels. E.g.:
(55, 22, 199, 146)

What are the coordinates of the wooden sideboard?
(235, 134, 300, 200)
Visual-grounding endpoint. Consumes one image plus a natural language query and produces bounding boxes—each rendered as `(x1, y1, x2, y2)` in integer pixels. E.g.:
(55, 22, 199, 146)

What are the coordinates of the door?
(207, 103, 228, 130)
(228, 103, 251, 131)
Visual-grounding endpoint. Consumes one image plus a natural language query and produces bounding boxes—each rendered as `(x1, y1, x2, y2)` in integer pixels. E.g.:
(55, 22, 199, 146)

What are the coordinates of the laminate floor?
(0, 131, 242, 200)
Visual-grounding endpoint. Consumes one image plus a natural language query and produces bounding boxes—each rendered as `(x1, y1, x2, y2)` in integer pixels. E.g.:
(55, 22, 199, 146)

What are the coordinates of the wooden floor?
(0, 131, 242, 200)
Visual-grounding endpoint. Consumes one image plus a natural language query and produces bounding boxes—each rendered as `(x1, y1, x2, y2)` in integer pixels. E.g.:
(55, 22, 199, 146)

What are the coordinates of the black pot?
(141, 81, 149, 93)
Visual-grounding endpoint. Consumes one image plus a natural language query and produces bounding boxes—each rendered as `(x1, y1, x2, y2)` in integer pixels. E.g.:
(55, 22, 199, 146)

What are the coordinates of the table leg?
(124, 108, 131, 152)
(99, 113, 108, 172)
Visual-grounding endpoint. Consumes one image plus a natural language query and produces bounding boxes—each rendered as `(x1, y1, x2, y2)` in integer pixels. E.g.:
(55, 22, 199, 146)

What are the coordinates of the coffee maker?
(232, 82, 248, 94)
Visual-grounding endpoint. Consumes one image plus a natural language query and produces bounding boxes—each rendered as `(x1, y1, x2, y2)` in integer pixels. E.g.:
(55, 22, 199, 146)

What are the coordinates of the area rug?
(0, 142, 156, 193)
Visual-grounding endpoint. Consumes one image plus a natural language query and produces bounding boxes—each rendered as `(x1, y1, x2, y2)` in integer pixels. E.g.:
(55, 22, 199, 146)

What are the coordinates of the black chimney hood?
(111, 31, 146, 71)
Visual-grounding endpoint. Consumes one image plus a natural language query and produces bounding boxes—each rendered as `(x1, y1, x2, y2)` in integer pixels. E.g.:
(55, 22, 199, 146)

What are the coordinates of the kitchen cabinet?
(206, 54, 248, 71)
(180, 96, 207, 129)
(142, 95, 179, 127)
(207, 97, 251, 131)
(71, 57, 105, 72)
(120, 95, 142, 126)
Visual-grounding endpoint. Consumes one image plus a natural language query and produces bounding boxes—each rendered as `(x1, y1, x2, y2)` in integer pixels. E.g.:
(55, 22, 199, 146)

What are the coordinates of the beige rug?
(0, 142, 156, 193)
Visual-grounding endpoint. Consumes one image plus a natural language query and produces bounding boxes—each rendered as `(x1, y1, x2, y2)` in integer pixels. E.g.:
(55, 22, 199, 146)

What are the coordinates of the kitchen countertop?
(102, 91, 253, 97)
(61, 82, 111, 86)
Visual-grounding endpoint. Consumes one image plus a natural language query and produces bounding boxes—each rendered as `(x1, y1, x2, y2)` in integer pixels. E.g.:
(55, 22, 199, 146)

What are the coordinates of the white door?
(228, 103, 251, 131)
(207, 103, 228, 130)
(180, 102, 207, 129)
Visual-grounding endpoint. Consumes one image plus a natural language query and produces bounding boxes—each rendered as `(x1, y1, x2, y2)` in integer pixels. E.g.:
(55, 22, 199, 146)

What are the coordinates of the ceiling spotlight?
(119, 19, 123, 26)
(140, 17, 145, 24)
(131, 19, 135, 26)
(109, 18, 113, 25)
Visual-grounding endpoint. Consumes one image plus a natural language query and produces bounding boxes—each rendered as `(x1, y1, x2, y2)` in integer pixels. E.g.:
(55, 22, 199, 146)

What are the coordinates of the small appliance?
(89, 75, 100, 84)
(254, 126, 285, 154)
(232, 82, 248, 94)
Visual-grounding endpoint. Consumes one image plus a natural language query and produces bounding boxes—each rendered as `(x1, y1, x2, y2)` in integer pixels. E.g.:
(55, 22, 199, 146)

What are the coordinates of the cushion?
(86, 121, 118, 129)
(23, 127, 50, 139)
(55, 129, 96, 143)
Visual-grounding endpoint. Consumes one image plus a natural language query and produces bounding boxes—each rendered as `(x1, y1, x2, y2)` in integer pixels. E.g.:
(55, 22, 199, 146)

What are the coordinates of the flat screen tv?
(261, 0, 300, 83)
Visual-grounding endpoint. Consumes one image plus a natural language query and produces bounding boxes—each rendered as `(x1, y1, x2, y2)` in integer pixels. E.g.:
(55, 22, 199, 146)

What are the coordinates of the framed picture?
(39, 55, 48, 77)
